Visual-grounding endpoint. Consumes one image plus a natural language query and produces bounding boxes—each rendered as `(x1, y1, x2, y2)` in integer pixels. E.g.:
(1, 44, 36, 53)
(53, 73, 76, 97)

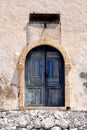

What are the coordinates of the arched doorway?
(25, 45, 65, 107)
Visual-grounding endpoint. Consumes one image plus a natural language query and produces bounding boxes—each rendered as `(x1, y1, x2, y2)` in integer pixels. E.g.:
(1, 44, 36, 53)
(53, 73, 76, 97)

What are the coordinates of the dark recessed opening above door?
(29, 13, 60, 24)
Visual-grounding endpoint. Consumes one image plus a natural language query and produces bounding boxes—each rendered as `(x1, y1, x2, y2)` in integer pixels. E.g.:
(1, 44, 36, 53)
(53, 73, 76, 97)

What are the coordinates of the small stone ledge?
(0, 110, 87, 130)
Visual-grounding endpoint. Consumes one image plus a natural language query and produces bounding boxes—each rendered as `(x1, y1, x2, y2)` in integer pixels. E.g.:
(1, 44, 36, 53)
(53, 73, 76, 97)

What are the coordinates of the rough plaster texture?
(0, 0, 87, 110)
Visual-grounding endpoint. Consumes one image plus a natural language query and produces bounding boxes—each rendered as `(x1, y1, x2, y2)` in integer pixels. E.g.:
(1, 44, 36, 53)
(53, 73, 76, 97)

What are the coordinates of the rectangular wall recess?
(29, 14, 60, 24)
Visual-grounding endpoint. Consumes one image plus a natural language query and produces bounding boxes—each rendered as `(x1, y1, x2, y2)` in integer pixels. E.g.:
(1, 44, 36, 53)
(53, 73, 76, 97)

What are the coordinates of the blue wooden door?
(25, 48, 45, 106)
(45, 50, 64, 106)
(25, 46, 64, 106)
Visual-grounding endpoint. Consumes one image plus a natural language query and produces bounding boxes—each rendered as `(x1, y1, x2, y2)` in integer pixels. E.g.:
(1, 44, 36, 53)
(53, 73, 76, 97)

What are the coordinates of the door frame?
(17, 39, 71, 110)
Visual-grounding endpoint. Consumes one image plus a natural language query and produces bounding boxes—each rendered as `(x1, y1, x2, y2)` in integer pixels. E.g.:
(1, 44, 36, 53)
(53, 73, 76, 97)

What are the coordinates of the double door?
(25, 46, 64, 106)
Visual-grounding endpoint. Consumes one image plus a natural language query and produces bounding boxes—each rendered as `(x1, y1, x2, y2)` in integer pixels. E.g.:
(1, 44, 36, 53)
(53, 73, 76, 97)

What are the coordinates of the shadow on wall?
(11, 68, 18, 88)
(0, 66, 18, 107)
(10, 66, 19, 99)
(23, 22, 59, 45)
(24, 22, 30, 45)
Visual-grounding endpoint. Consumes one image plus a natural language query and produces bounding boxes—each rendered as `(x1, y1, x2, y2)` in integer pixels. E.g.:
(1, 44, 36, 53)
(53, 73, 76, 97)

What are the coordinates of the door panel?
(46, 58, 59, 86)
(25, 51, 44, 106)
(28, 52, 44, 87)
(25, 88, 43, 105)
(25, 46, 64, 106)
(45, 51, 63, 106)
(46, 88, 61, 106)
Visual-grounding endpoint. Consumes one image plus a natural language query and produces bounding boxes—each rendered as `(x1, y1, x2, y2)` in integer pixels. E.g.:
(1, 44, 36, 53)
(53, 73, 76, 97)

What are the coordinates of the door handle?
(44, 72, 48, 77)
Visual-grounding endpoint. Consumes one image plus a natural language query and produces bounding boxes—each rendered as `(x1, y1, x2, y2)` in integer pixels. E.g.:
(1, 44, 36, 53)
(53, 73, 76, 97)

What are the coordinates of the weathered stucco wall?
(0, 0, 87, 110)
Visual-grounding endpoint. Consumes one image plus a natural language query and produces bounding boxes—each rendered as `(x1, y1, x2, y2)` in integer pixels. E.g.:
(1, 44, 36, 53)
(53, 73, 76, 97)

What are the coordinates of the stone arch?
(18, 39, 71, 109)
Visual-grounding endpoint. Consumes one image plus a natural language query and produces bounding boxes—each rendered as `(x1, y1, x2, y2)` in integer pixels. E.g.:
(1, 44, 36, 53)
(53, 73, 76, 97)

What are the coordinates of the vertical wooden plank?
(28, 89, 36, 105)
(46, 88, 62, 106)
(36, 88, 42, 105)
(25, 48, 45, 106)
(46, 49, 64, 106)
(39, 59, 42, 79)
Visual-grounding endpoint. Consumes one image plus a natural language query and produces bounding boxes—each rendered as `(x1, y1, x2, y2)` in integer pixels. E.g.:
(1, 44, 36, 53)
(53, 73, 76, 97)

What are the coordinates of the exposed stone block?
(50, 126, 62, 130)
(17, 128, 27, 130)
(69, 128, 78, 130)
(34, 119, 41, 128)
(41, 117, 54, 129)
(63, 129, 68, 130)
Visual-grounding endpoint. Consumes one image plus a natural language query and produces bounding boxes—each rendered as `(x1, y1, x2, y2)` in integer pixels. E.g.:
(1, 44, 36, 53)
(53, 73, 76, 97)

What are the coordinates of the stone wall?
(0, 110, 87, 130)
(0, 0, 87, 110)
